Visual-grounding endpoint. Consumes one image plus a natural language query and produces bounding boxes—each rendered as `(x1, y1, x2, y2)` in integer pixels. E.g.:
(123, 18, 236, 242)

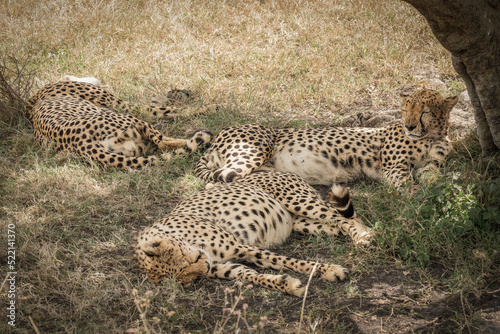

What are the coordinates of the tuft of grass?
(0, 52, 37, 126)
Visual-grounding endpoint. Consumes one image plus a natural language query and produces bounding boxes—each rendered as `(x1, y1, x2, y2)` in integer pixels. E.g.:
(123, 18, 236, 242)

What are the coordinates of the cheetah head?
(400, 89, 458, 140)
(136, 237, 211, 285)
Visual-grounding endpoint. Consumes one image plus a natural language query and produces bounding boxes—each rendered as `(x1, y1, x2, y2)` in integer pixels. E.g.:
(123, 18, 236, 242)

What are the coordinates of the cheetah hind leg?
(132, 119, 189, 151)
(208, 262, 306, 297)
(333, 216, 372, 247)
(101, 126, 151, 157)
(155, 129, 213, 153)
(159, 130, 214, 163)
(174, 129, 214, 155)
(327, 185, 372, 247)
(292, 212, 370, 247)
(292, 216, 341, 237)
(105, 124, 186, 156)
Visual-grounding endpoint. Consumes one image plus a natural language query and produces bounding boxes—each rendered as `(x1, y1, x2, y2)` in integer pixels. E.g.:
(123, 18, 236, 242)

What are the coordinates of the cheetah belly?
(171, 186, 295, 248)
(269, 149, 363, 185)
(217, 197, 294, 248)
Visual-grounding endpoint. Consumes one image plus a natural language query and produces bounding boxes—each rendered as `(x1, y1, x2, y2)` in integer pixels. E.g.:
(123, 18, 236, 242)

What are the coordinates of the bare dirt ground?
(336, 267, 499, 333)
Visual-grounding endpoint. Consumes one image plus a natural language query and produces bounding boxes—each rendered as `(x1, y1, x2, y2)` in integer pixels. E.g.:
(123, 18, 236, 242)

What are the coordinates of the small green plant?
(376, 173, 487, 266)
(372, 170, 499, 295)
(418, 173, 477, 238)
(468, 178, 500, 231)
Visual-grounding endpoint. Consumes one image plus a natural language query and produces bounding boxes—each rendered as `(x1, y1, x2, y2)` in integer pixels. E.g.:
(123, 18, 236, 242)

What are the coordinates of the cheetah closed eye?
(26, 80, 213, 169)
(135, 171, 371, 296)
(195, 88, 458, 192)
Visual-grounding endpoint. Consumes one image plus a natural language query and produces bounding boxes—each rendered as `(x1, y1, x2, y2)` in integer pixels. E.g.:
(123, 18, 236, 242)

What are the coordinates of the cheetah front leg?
(235, 244, 348, 282)
(208, 262, 306, 297)
(381, 152, 414, 192)
(282, 186, 371, 247)
(415, 140, 451, 188)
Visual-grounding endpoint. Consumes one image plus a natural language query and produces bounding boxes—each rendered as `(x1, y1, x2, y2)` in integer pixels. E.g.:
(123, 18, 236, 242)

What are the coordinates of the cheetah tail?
(327, 184, 355, 218)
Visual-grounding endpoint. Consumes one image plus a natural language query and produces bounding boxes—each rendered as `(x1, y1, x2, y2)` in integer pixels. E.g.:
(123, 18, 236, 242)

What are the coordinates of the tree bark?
(402, 0, 500, 156)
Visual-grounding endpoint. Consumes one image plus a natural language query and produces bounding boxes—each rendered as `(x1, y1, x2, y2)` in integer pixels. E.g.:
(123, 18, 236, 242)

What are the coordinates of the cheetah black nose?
(405, 125, 416, 131)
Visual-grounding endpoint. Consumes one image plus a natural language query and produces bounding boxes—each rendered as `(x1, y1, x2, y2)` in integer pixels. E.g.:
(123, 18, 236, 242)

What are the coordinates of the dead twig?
(29, 316, 41, 334)
(297, 261, 318, 334)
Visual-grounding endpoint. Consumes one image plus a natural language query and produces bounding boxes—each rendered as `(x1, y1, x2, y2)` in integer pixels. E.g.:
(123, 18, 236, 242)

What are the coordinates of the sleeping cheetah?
(26, 81, 213, 169)
(195, 88, 458, 191)
(135, 171, 370, 296)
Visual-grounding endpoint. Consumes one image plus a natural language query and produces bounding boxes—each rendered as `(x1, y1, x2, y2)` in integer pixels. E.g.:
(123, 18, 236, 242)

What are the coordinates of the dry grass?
(0, 0, 456, 115)
(1, 0, 498, 333)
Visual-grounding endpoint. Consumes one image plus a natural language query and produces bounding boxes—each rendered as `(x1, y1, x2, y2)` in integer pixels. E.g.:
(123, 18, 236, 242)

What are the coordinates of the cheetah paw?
(205, 182, 216, 189)
(282, 276, 306, 297)
(353, 231, 372, 248)
(160, 152, 173, 161)
(320, 264, 349, 281)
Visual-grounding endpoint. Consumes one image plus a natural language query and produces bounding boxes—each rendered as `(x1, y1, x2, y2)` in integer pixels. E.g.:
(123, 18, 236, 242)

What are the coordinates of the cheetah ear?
(444, 95, 459, 110)
(141, 241, 161, 257)
(400, 92, 410, 104)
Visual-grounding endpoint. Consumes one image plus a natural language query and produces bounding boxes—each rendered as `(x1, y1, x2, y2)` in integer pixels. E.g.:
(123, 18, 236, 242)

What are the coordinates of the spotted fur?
(135, 171, 371, 296)
(195, 89, 458, 191)
(26, 81, 213, 169)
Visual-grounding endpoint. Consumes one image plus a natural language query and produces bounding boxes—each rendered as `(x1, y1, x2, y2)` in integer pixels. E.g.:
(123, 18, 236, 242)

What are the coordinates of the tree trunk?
(402, 0, 500, 157)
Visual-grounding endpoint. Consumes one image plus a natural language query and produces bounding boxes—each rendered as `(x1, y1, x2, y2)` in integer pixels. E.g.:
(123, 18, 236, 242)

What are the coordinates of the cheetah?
(26, 81, 213, 169)
(135, 171, 370, 296)
(195, 88, 459, 191)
